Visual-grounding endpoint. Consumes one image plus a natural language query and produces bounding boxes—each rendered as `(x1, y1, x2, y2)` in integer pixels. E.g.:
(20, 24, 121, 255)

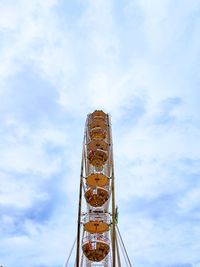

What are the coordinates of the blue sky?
(0, 0, 200, 266)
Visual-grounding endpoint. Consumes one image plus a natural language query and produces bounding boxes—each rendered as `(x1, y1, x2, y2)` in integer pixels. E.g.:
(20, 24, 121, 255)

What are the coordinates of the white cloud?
(178, 188, 200, 213)
(0, 142, 61, 175)
(0, 117, 69, 175)
(0, 171, 49, 209)
(0, 0, 63, 92)
(120, 212, 200, 265)
(116, 160, 186, 201)
(0, 211, 76, 267)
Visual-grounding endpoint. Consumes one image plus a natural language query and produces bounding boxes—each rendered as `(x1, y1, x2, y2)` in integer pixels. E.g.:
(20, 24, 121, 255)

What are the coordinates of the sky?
(0, 0, 200, 266)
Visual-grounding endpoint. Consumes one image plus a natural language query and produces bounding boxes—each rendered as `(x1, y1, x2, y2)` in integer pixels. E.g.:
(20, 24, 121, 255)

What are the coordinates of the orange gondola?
(82, 235, 110, 262)
(88, 148, 108, 167)
(85, 187, 109, 207)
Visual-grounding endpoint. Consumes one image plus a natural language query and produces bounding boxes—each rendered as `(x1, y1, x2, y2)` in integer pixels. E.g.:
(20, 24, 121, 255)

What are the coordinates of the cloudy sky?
(0, 0, 200, 266)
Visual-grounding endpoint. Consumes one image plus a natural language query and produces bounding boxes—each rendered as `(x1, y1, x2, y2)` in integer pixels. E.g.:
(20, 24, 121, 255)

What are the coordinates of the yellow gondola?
(86, 173, 109, 187)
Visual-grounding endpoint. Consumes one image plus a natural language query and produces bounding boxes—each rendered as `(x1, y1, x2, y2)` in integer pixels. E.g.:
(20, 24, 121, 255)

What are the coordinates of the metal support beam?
(111, 174, 116, 267)
(76, 133, 85, 267)
(116, 232, 121, 267)
(116, 225, 132, 267)
(76, 173, 83, 267)
(109, 115, 116, 267)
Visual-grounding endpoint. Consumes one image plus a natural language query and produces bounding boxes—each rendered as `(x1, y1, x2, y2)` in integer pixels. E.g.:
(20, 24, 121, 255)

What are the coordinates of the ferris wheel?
(64, 110, 132, 267)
